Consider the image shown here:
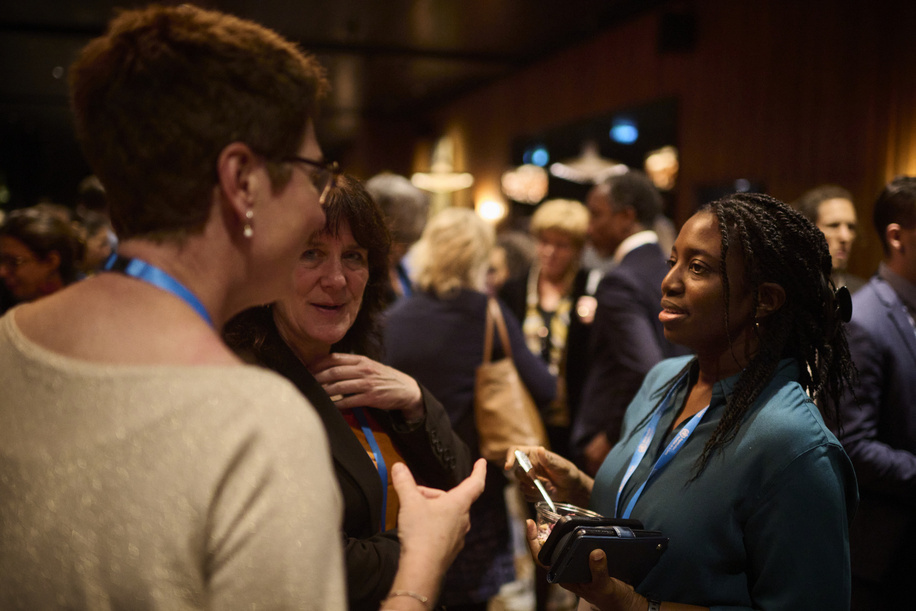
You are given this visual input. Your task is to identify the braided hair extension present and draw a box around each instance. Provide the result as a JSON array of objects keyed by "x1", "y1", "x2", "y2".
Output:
[{"x1": 692, "y1": 192, "x2": 856, "y2": 475}]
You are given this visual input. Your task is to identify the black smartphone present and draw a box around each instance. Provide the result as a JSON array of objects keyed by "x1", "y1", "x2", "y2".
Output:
[
  {"x1": 544, "y1": 524, "x2": 668, "y2": 585},
  {"x1": 538, "y1": 514, "x2": 644, "y2": 565}
]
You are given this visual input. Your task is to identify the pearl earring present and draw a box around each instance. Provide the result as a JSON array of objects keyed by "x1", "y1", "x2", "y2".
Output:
[{"x1": 243, "y1": 209, "x2": 254, "y2": 238}]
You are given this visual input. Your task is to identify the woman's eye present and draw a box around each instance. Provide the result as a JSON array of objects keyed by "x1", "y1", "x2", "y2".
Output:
[
  {"x1": 343, "y1": 250, "x2": 368, "y2": 266},
  {"x1": 666, "y1": 258, "x2": 676, "y2": 269},
  {"x1": 688, "y1": 261, "x2": 707, "y2": 274}
]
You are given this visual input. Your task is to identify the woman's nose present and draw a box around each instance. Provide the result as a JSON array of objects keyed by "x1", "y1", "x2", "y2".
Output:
[
  {"x1": 319, "y1": 259, "x2": 347, "y2": 288},
  {"x1": 661, "y1": 266, "x2": 681, "y2": 295}
]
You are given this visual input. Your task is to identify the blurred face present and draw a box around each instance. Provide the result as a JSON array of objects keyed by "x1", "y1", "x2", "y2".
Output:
[
  {"x1": 816, "y1": 198, "x2": 857, "y2": 273},
  {"x1": 83, "y1": 226, "x2": 114, "y2": 271},
  {"x1": 274, "y1": 220, "x2": 369, "y2": 358},
  {"x1": 536, "y1": 228, "x2": 581, "y2": 283},
  {"x1": 586, "y1": 186, "x2": 628, "y2": 257},
  {"x1": 659, "y1": 212, "x2": 756, "y2": 363},
  {"x1": 0, "y1": 236, "x2": 59, "y2": 301}
]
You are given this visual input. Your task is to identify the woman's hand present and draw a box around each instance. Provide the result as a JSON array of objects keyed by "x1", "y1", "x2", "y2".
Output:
[
  {"x1": 387, "y1": 459, "x2": 487, "y2": 603},
  {"x1": 562, "y1": 549, "x2": 649, "y2": 611},
  {"x1": 309, "y1": 353, "x2": 425, "y2": 421},
  {"x1": 505, "y1": 445, "x2": 593, "y2": 508}
]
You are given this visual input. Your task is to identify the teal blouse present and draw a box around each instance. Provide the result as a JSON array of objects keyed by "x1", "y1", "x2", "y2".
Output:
[{"x1": 591, "y1": 356, "x2": 858, "y2": 610}]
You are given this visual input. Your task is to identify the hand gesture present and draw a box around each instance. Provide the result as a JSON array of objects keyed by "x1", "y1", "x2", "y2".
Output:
[
  {"x1": 393, "y1": 458, "x2": 487, "y2": 580},
  {"x1": 310, "y1": 353, "x2": 424, "y2": 421}
]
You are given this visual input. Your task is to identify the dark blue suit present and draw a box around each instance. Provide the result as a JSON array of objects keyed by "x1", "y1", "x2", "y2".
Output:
[
  {"x1": 571, "y1": 242, "x2": 687, "y2": 461},
  {"x1": 838, "y1": 273, "x2": 916, "y2": 609}
]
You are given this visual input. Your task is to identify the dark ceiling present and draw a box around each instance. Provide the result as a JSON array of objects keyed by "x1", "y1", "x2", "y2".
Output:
[{"x1": 0, "y1": 0, "x2": 662, "y2": 206}]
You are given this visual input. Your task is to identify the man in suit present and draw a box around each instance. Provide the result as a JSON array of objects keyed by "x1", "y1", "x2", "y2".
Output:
[
  {"x1": 791, "y1": 184, "x2": 867, "y2": 293},
  {"x1": 838, "y1": 175, "x2": 916, "y2": 610},
  {"x1": 570, "y1": 170, "x2": 687, "y2": 475}
]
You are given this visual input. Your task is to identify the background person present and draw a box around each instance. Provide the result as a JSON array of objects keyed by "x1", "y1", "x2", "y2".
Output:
[
  {"x1": 384, "y1": 206, "x2": 556, "y2": 611},
  {"x1": 572, "y1": 170, "x2": 688, "y2": 475},
  {"x1": 835, "y1": 175, "x2": 916, "y2": 610},
  {"x1": 0, "y1": 205, "x2": 83, "y2": 305},
  {"x1": 364, "y1": 171, "x2": 430, "y2": 307},
  {"x1": 509, "y1": 192, "x2": 857, "y2": 610},
  {"x1": 792, "y1": 184, "x2": 867, "y2": 293},
  {"x1": 499, "y1": 198, "x2": 592, "y2": 461},
  {"x1": 224, "y1": 174, "x2": 471, "y2": 611}
]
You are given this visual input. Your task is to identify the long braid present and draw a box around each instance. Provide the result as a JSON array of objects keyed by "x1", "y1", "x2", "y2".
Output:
[{"x1": 692, "y1": 193, "x2": 855, "y2": 475}]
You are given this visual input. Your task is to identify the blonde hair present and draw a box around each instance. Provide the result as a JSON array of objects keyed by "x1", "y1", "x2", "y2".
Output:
[
  {"x1": 412, "y1": 207, "x2": 495, "y2": 297},
  {"x1": 529, "y1": 199, "x2": 589, "y2": 247}
]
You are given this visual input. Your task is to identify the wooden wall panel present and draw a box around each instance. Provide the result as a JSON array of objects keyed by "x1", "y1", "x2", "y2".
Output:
[{"x1": 346, "y1": 0, "x2": 916, "y2": 277}]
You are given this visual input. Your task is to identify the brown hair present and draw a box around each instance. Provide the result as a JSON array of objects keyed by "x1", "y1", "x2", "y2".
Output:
[
  {"x1": 69, "y1": 4, "x2": 329, "y2": 241},
  {"x1": 224, "y1": 175, "x2": 392, "y2": 361}
]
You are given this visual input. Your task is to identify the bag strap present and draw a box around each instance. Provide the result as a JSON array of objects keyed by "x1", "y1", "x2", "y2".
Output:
[{"x1": 483, "y1": 297, "x2": 514, "y2": 364}]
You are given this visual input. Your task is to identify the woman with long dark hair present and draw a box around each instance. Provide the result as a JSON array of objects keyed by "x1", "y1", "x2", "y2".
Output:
[{"x1": 509, "y1": 192, "x2": 858, "y2": 610}]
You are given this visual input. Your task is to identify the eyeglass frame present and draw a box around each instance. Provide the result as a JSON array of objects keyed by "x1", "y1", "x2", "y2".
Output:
[
  {"x1": 279, "y1": 155, "x2": 341, "y2": 204},
  {"x1": 0, "y1": 253, "x2": 37, "y2": 270}
]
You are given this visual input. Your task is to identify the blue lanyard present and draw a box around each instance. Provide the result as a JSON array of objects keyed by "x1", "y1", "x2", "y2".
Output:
[
  {"x1": 351, "y1": 407, "x2": 389, "y2": 532},
  {"x1": 397, "y1": 262, "x2": 412, "y2": 298},
  {"x1": 103, "y1": 254, "x2": 214, "y2": 328},
  {"x1": 614, "y1": 373, "x2": 709, "y2": 519}
]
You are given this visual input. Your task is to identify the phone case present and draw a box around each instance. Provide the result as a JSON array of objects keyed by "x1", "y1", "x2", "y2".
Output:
[
  {"x1": 538, "y1": 515, "x2": 644, "y2": 565},
  {"x1": 544, "y1": 525, "x2": 668, "y2": 585}
]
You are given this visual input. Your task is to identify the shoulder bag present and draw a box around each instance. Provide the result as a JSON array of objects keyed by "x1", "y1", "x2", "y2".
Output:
[{"x1": 474, "y1": 297, "x2": 549, "y2": 461}]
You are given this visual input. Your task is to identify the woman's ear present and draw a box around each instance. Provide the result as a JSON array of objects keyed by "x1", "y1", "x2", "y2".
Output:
[
  {"x1": 756, "y1": 282, "x2": 786, "y2": 319},
  {"x1": 215, "y1": 142, "x2": 262, "y2": 231},
  {"x1": 40, "y1": 250, "x2": 61, "y2": 272}
]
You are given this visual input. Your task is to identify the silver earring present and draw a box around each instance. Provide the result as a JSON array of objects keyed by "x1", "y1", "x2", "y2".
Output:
[{"x1": 243, "y1": 209, "x2": 254, "y2": 238}]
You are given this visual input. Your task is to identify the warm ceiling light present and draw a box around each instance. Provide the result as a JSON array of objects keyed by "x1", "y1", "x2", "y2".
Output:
[
  {"x1": 476, "y1": 199, "x2": 507, "y2": 223},
  {"x1": 549, "y1": 141, "x2": 628, "y2": 184},
  {"x1": 501, "y1": 164, "x2": 548, "y2": 204},
  {"x1": 411, "y1": 134, "x2": 474, "y2": 193}
]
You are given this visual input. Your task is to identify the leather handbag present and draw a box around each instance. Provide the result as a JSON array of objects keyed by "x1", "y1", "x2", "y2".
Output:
[{"x1": 474, "y1": 297, "x2": 549, "y2": 461}]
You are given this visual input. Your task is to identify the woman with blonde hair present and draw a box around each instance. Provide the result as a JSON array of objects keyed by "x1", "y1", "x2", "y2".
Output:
[
  {"x1": 385, "y1": 206, "x2": 556, "y2": 610},
  {"x1": 500, "y1": 198, "x2": 591, "y2": 460}
]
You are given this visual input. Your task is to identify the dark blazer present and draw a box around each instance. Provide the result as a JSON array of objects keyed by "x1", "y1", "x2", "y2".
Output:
[
  {"x1": 499, "y1": 267, "x2": 592, "y2": 435},
  {"x1": 571, "y1": 242, "x2": 688, "y2": 459},
  {"x1": 838, "y1": 275, "x2": 916, "y2": 592},
  {"x1": 240, "y1": 318, "x2": 471, "y2": 611}
]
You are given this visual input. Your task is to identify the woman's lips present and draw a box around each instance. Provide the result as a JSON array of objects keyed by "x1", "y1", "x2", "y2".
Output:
[
  {"x1": 311, "y1": 302, "x2": 343, "y2": 313},
  {"x1": 659, "y1": 300, "x2": 687, "y2": 323}
]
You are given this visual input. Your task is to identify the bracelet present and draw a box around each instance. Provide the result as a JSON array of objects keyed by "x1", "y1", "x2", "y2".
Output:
[
  {"x1": 382, "y1": 589, "x2": 431, "y2": 609},
  {"x1": 647, "y1": 598, "x2": 662, "y2": 611}
]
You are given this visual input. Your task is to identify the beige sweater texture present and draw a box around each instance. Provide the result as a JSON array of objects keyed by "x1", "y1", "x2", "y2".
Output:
[{"x1": 0, "y1": 311, "x2": 346, "y2": 609}]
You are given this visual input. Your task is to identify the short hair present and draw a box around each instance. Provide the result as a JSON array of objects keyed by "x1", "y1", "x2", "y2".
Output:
[
  {"x1": 364, "y1": 173, "x2": 430, "y2": 246},
  {"x1": 872, "y1": 176, "x2": 916, "y2": 256},
  {"x1": 791, "y1": 184, "x2": 854, "y2": 224},
  {"x1": 69, "y1": 4, "x2": 329, "y2": 241},
  {"x1": 599, "y1": 170, "x2": 663, "y2": 227},
  {"x1": 0, "y1": 206, "x2": 83, "y2": 284},
  {"x1": 412, "y1": 207, "x2": 495, "y2": 298},
  {"x1": 529, "y1": 199, "x2": 589, "y2": 248}
]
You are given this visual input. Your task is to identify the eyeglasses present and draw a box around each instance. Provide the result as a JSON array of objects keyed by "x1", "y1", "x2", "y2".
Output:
[
  {"x1": 280, "y1": 155, "x2": 341, "y2": 204},
  {"x1": 0, "y1": 253, "x2": 36, "y2": 270}
]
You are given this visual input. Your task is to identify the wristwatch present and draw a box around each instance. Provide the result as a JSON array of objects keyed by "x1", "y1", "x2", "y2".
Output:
[{"x1": 647, "y1": 599, "x2": 662, "y2": 611}]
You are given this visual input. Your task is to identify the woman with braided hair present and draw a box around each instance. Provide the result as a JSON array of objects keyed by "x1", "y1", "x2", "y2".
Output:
[{"x1": 507, "y1": 192, "x2": 858, "y2": 610}]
